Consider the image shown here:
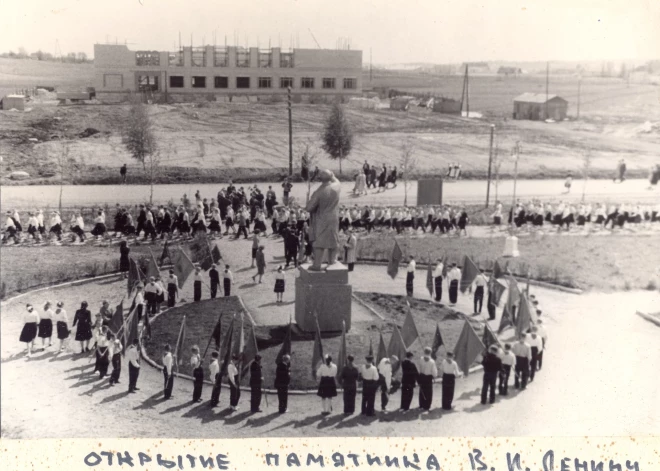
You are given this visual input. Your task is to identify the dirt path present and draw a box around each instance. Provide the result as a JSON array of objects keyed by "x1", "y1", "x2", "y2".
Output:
[{"x1": 2, "y1": 232, "x2": 659, "y2": 438}]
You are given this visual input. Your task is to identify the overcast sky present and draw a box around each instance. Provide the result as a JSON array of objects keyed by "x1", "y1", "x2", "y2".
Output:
[{"x1": 2, "y1": 0, "x2": 659, "y2": 64}]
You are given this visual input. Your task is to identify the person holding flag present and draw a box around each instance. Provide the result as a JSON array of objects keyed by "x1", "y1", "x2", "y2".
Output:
[
  {"x1": 498, "y1": 343, "x2": 516, "y2": 396},
  {"x1": 316, "y1": 354, "x2": 338, "y2": 415},
  {"x1": 360, "y1": 355, "x2": 379, "y2": 417},
  {"x1": 339, "y1": 355, "x2": 359, "y2": 415},
  {"x1": 223, "y1": 265, "x2": 233, "y2": 297},
  {"x1": 108, "y1": 333, "x2": 122, "y2": 386},
  {"x1": 166, "y1": 270, "x2": 178, "y2": 307},
  {"x1": 249, "y1": 355, "x2": 264, "y2": 413},
  {"x1": 481, "y1": 345, "x2": 502, "y2": 405},
  {"x1": 227, "y1": 355, "x2": 240, "y2": 411},
  {"x1": 377, "y1": 355, "x2": 395, "y2": 411},
  {"x1": 512, "y1": 334, "x2": 532, "y2": 390},
  {"x1": 405, "y1": 255, "x2": 416, "y2": 297},
  {"x1": 447, "y1": 263, "x2": 461, "y2": 305},
  {"x1": 440, "y1": 351, "x2": 462, "y2": 410},
  {"x1": 209, "y1": 351, "x2": 221, "y2": 408},
  {"x1": 417, "y1": 347, "x2": 438, "y2": 411},
  {"x1": 209, "y1": 264, "x2": 220, "y2": 299},
  {"x1": 193, "y1": 266, "x2": 203, "y2": 302},
  {"x1": 127, "y1": 338, "x2": 141, "y2": 393},
  {"x1": 190, "y1": 346, "x2": 204, "y2": 402},
  {"x1": 433, "y1": 258, "x2": 444, "y2": 302},
  {"x1": 472, "y1": 269, "x2": 488, "y2": 315},
  {"x1": 527, "y1": 327, "x2": 543, "y2": 382},
  {"x1": 162, "y1": 344, "x2": 174, "y2": 399},
  {"x1": 274, "y1": 354, "x2": 292, "y2": 414},
  {"x1": 400, "y1": 351, "x2": 419, "y2": 411}
]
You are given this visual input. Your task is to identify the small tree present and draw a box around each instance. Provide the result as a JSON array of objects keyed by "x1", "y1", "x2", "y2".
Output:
[
  {"x1": 400, "y1": 140, "x2": 417, "y2": 206},
  {"x1": 321, "y1": 103, "x2": 353, "y2": 175},
  {"x1": 122, "y1": 96, "x2": 159, "y2": 203}
]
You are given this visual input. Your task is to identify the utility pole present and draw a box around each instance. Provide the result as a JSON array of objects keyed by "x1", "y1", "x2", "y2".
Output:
[
  {"x1": 288, "y1": 86, "x2": 293, "y2": 176},
  {"x1": 461, "y1": 64, "x2": 469, "y2": 116},
  {"x1": 511, "y1": 141, "x2": 521, "y2": 225},
  {"x1": 485, "y1": 124, "x2": 495, "y2": 208},
  {"x1": 545, "y1": 61, "x2": 549, "y2": 120},
  {"x1": 577, "y1": 76, "x2": 581, "y2": 120}
]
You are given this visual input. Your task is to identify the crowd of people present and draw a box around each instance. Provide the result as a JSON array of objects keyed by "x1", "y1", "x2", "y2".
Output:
[{"x1": 17, "y1": 290, "x2": 549, "y2": 416}]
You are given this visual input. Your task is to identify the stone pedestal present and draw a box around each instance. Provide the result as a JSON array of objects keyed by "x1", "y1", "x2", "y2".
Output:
[
  {"x1": 503, "y1": 235, "x2": 520, "y2": 257},
  {"x1": 295, "y1": 262, "x2": 352, "y2": 332}
]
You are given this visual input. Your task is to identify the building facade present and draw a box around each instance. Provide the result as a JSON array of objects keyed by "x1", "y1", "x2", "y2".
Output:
[
  {"x1": 94, "y1": 44, "x2": 363, "y2": 103},
  {"x1": 513, "y1": 93, "x2": 568, "y2": 121}
]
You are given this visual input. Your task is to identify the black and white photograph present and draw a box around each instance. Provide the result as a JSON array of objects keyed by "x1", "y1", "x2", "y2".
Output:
[{"x1": 1, "y1": 0, "x2": 660, "y2": 446}]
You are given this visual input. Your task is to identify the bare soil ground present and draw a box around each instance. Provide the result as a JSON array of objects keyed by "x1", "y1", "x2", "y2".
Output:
[{"x1": 2, "y1": 59, "x2": 658, "y2": 185}]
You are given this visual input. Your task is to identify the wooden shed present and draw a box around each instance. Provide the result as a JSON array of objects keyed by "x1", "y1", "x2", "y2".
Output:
[
  {"x1": 390, "y1": 96, "x2": 413, "y2": 111},
  {"x1": 513, "y1": 93, "x2": 568, "y2": 121},
  {"x1": 432, "y1": 97, "x2": 462, "y2": 115}
]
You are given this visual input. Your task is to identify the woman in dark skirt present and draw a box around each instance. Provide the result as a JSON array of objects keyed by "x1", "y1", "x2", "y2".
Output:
[
  {"x1": 457, "y1": 208, "x2": 469, "y2": 236},
  {"x1": 73, "y1": 301, "x2": 93, "y2": 353},
  {"x1": 38, "y1": 301, "x2": 54, "y2": 350},
  {"x1": 316, "y1": 355, "x2": 338, "y2": 415},
  {"x1": 119, "y1": 241, "x2": 130, "y2": 273},
  {"x1": 274, "y1": 266, "x2": 285, "y2": 303},
  {"x1": 20, "y1": 304, "x2": 40, "y2": 358},
  {"x1": 53, "y1": 301, "x2": 70, "y2": 352}
]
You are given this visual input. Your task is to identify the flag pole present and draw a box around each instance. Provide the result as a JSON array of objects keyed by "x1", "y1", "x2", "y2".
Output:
[
  {"x1": 174, "y1": 315, "x2": 186, "y2": 375},
  {"x1": 201, "y1": 313, "x2": 222, "y2": 361}
]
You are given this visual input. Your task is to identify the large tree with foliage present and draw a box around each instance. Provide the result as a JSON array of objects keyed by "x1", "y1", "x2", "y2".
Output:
[
  {"x1": 321, "y1": 103, "x2": 353, "y2": 175},
  {"x1": 122, "y1": 96, "x2": 159, "y2": 203}
]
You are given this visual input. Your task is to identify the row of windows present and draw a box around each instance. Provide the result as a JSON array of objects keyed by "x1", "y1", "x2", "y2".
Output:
[
  {"x1": 168, "y1": 76, "x2": 357, "y2": 90},
  {"x1": 137, "y1": 51, "x2": 294, "y2": 68}
]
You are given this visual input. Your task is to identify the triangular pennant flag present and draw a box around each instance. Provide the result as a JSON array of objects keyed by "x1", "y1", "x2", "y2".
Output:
[
  {"x1": 368, "y1": 338, "x2": 374, "y2": 358},
  {"x1": 453, "y1": 320, "x2": 485, "y2": 376},
  {"x1": 275, "y1": 320, "x2": 292, "y2": 365},
  {"x1": 498, "y1": 304, "x2": 514, "y2": 334},
  {"x1": 460, "y1": 255, "x2": 479, "y2": 293},
  {"x1": 146, "y1": 248, "x2": 160, "y2": 280},
  {"x1": 442, "y1": 255, "x2": 449, "y2": 278},
  {"x1": 426, "y1": 262, "x2": 434, "y2": 297},
  {"x1": 482, "y1": 322, "x2": 501, "y2": 349},
  {"x1": 127, "y1": 257, "x2": 144, "y2": 295},
  {"x1": 174, "y1": 316, "x2": 187, "y2": 367},
  {"x1": 220, "y1": 315, "x2": 235, "y2": 376},
  {"x1": 431, "y1": 324, "x2": 444, "y2": 360},
  {"x1": 336, "y1": 320, "x2": 347, "y2": 381},
  {"x1": 160, "y1": 241, "x2": 171, "y2": 265},
  {"x1": 123, "y1": 306, "x2": 139, "y2": 355},
  {"x1": 211, "y1": 314, "x2": 223, "y2": 351},
  {"x1": 506, "y1": 276, "x2": 521, "y2": 310},
  {"x1": 515, "y1": 294, "x2": 532, "y2": 338},
  {"x1": 492, "y1": 260, "x2": 505, "y2": 279},
  {"x1": 387, "y1": 326, "x2": 407, "y2": 374},
  {"x1": 232, "y1": 313, "x2": 245, "y2": 380},
  {"x1": 172, "y1": 249, "x2": 195, "y2": 289},
  {"x1": 376, "y1": 331, "x2": 388, "y2": 364},
  {"x1": 488, "y1": 278, "x2": 507, "y2": 306},
  {"x1": 241, "y1": 319, "x2": 259, "y2": 379},
  {"x1": 211, "y1": 245, "x2": 222, "y2": 264},
  {"x1": 200, "y1": 241, "x2": 214, "y2": 271},
  {"x1": 108, "y1": 300, "x2": 124, "y2": 337},
  {"x1": 401, "y1": 300, "x2": 420, "y2": 348},
  {"x1": 387, "y1": 240, "x2": 403, "y2": 280},
  {"x1": 311, "y1": 316, "x2": 324, "y2": 379}
]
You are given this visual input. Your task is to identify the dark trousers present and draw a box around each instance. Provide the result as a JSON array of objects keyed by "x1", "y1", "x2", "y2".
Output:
[
  {"x1": 380, "y1": 383, "x2": 390, "y2": 410},
  {"x1": 128, "y1": 363, "x2": 140, "y2": 392},
  {"x1": 499, "y1": 365, "x2": 511, "y2": 395},
  {"x1": 441, "y1": 374, "x2": 455, "y2": 409},
  {"x1": 194, "y1": 281, "x2": 202, "y2": 302},
  {"x1": 236, "y1": 225, "x2": 248, "y2": 239},
  {"x1": 348, "y1": 263, "x2": 354, "y2": 272},
  {"x1": 167, "y1": 285, "x2": 177, "y2": 307},
  {"x1": 210, "y1": 282, "x2": 218, "y2": 299},
  {"x1": 251, "y1": 385, "x2": 262, "y2": 411},
  {"x1": 511, "y1": 305, "x2": 517, "y2": 324},
  {"x1": 285, "y1": 251, "x2": 298, "y2": 267},
  {"x1": 537, "y1": 350, "x2": 544, "y2": 370},
  {"x1": 515, "y1": 357, "x2": 529, "y2": 389},
  {"x1": 98, "y1": 348, "x2": 109, "y2": 378},
  {"x1": 434, "y1": 276, "x2": 443, "y2": 301},
  {"x1": 343, "y1": 387, "x2": 356, "y2": 413},
  {"x1": 487, "y1": 301, "x2": 496, "y2": 320},
  {"x1": 110, "y1": 354, "x2": 121, "y2": 384},
  {"x1": 277, "y1": 386, "x2": 288, "y2": 412},
  {"x1": 193, "y1": 372, "x2": 204, "y2": 402},
  {"x1": 147, "y1": 300, "x2": 158, "y2": 316},
  {"x1": 136, "y1": 304, "x2": 144, "y2": 323},
  {"x1": 418, "y1": 374, "x2": 433, "y2": 410},
  {"x1": 72, "y1": 226, "x2": 85, "y2": 240},
  {"x1": 224, "y1": 279, "x2": 231, "y2": 296},
  {"x1": 211, "y1": 374, "x2": 221, "y2": 407},
  {"x1": 474, "y1": 286, "x2": 484, "y2": 313},
  {"x1": 163, "y1": 369, "x2": 174, "y2": 399},
  {"x1": 400, "y1": 385, "x2": 414, "y2": 410},
  {"x1": 449, "y1": 280, "x2": 459, "y2": 304},
  {"x1": 530, "y1": 347, "x2": 539, "y2": 381},
  {"x1": 406, "y1": 272, "x2": 414, "y2": 297},
  {"x1": 229, "y1": 379, "x2": 240, "y2": 407},
  {"x1": 481, "y1": 372, "x2": 497, "y2": 404},
  {"x1": 361, "y1": 380, "x2": 377, "y2": 416}
]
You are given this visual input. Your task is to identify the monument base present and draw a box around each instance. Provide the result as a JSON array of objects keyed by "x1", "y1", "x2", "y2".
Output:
[
  {"x1": 295, "y1": 262, "x2": 352, "y2": 332},
  {"x1": 503, "y1": 235, "x2": 520, "y2": 257}
]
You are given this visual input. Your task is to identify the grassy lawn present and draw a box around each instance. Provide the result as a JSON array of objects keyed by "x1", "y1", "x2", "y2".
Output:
[
  {"x1": 145, "y1": 293, "x2": 478, "y2": 391},
  {"x1": 355, "y1": 232, "x2": 660, "y2": 291}
]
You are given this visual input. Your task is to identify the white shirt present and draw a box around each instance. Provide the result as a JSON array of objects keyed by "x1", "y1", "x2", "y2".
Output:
[
  {"x1": 499, "y1": 350, "x2": 516, "y2": 366},
  {"x1": 227, "y1": 363, "x2": 239, "y2": 384},
  {"x1": 76, "y1": 216, "x2": 85, "y2": 228},
  {"x1": 41, "y1": 308, "x2": 54, "y2": 320},
  {"x1": 190, "y1": 354, "x2": 201, "y2": 369},
  {"x1": 276, "y1": 272, "x2": 285, "y2": 281},
  {"x1": 224, "y1": 270, "x2": 233, "y2": 281},
  {"x1": 511, "y1": 341, "x2": 532, "y2": 360},
  {"x1": 36, "y1": 212, "x2": 44, "y2": 225},
  {"x1": 433, "y1": 263, "x2": 444, "y2": 278},
  {"x1": 536, "y1": 324, "x2": 548, "y2": 342},
  {"x1": 5, "y1": 217, "x2": 15, "y2": 229},
  {"x1": 167, "y1": 275, "x2": 178, "y2": 286},
  {"x1": 209, "y1": 359, "x2": 220, "y2": 378},
  {"x1": 50, "y1": 215, "x2": 62, "y2": 226},
  {"x1": 418, "y1": 356, "x2": 438, "y2": 377},
  {"x1": 440, "y1": 359, "x2": 460, "y2": 375},
  {"x1": 377, "y1": 359, "x2": 392, "y2": 388},
  {"x1": 126, "y1": 346, "x2": 140, "y2": 368},
  {"x1": 317, "y1": 363, "x2": 338, "y2": 379},
  {"x1": 135, "y1": 292, "x2": 145, "y2": 305},
  {"x1": 360, "y1": 364, "x2": 380, "y2": 381},
  {"x1": 109, "y1": 340, "x2": 122, "y2": 357},
  {"x1": 448, "y1": 267, "x2": 461, "y2": 282},
  {"x1": 474, "y1": 274, "x2": 488, "y2": 287},
  {"x1": 53, "y1": 309, "x2": 68, "y2": 326},
  {"x1": 526, "y1": 333, "x2": 543, "y2": 351},
  {"x1": 163, "y1": 352, "x2": 173, "y2": 374},
  {"x1": 407, "y1": 260, "x2": 416, "y2": 273}
]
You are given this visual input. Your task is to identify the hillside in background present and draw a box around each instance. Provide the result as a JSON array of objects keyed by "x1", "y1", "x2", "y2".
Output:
[{"x1": 0, "y1": 58, "x2": 94, "y2": 98}]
